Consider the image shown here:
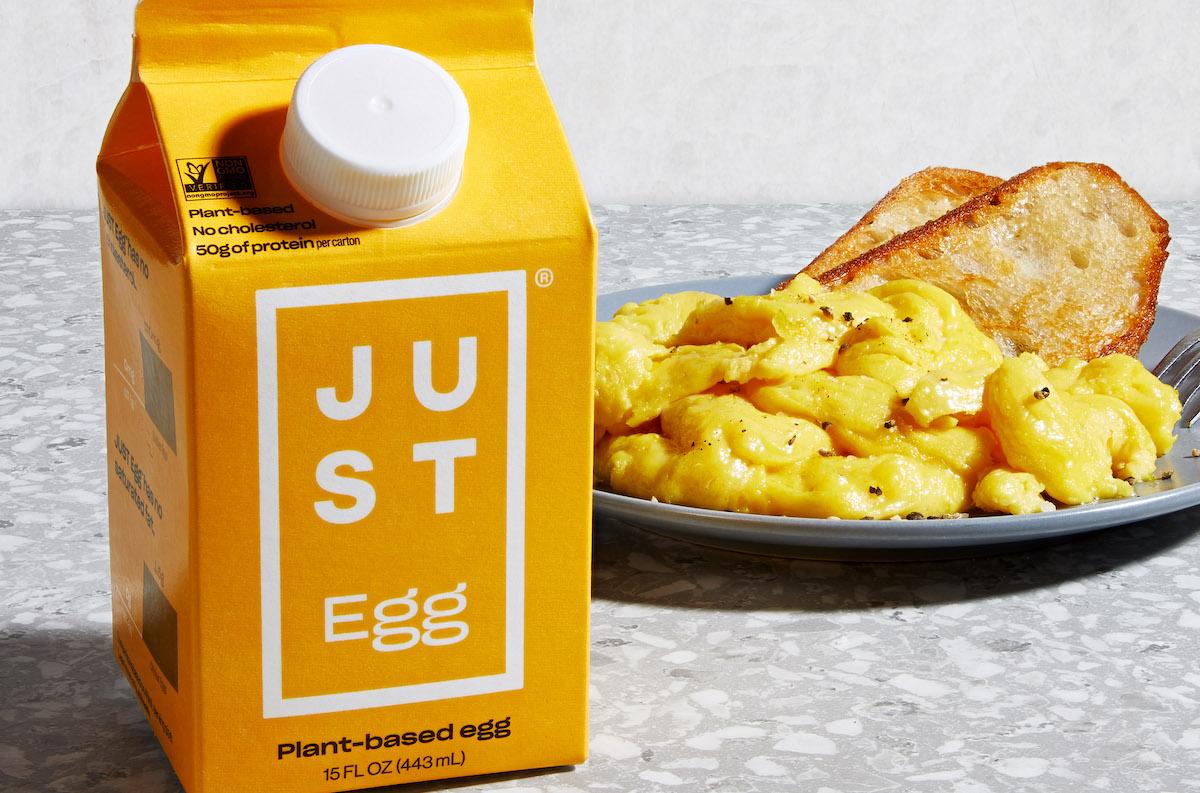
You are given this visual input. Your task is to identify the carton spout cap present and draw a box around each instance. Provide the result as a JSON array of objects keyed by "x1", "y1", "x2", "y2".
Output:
[{"x1": 281, "y1": 44, "x2": 469, "y2": 228}]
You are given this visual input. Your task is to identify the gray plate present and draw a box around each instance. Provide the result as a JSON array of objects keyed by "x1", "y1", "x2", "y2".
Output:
[{"x1": 593, "y1": 274, "x2": 1200, "y2": 560}]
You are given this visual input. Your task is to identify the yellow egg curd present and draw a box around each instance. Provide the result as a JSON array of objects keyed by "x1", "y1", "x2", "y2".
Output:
[{"x1": 593, "y1": 276, "x2": 1181, "y2": 519}]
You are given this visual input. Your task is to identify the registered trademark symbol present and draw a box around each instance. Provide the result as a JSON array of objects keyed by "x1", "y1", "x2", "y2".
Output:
[{"x1": 534, "y1": 268, "x2": 554, "y2": 288}]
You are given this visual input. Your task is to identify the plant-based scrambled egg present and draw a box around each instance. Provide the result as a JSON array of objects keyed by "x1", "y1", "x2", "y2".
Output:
[{"x1": 594, "y1": 276, "x2": 1182, "y2": 519}]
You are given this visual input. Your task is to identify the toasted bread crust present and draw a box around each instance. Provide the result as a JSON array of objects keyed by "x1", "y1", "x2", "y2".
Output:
[
  {"x1": 816, "y1": 162, "x2": 1169, "y2": 364},
  {"x1": 802, "y1": 167, "x2": 1003, "y2": 281}
]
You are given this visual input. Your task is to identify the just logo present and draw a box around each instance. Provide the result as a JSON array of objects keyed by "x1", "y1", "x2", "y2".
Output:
[
  {"x1": 313, "y1": 339, "x2": 478, "y2": 654},
  {"x1": 257, "y1": 272, "x2": 526, "y2": 717},
  {"x1": 313, "y1": 338, "x2": 479, "y2": 523}
]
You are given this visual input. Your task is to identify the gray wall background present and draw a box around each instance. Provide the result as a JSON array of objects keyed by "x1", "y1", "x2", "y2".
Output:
[{"x1": 2, "y1": 1, "x2": 1198, "y2": 208}]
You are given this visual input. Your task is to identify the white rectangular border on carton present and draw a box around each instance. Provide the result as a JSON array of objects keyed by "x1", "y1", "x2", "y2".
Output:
[{"x1": 256, "y1": 271, "x2": 526, "y2": 719}]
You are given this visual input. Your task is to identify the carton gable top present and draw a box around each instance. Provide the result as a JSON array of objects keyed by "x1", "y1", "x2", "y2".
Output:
[
  {"x1": 132, "y1": 0, "x2": 535, "y2": 84},
  {"x1": 98, "y1": 0, "x2": 592, "y2": 268}
]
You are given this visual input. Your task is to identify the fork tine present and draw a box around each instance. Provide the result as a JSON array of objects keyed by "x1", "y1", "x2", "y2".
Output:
[
  {"x1": 1165, "y1": 352, "x2": 1200, "y2": 401},
  {"x1": 1184, "y1": 385, "x2": 1200, "y2": 428},
  {"x1": 1152, "y1": 331, "x2": 1200, "y2": 428},
  {"x1": 1153, "y1": 329, "x2": 1200, "y2": 381}
]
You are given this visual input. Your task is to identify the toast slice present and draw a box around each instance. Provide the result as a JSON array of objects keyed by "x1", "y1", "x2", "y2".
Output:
[
  {"x1": 804, "y1": 167, "x2": 1003, "y2": 280},
  {"x1": 816, "y1": 162, "x2": 1169, "y2": 364}
]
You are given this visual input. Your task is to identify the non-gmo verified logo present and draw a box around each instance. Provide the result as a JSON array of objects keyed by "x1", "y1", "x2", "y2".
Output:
[{"x1": 175, "y1": 155, "x2": 257, "y2": 201}]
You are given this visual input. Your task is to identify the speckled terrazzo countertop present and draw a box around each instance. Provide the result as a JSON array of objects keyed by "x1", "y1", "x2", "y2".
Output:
[{"x1": 3, "y1": 203, "x2": 1200, "y2": 793}]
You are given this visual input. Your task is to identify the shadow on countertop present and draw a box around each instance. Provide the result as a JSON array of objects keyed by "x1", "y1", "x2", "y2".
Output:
[
  {"x1": 0, "y1": 628, "x2": 177, "y2": 792},
  {"x1": 2, "y1": 511, "x2": 1197, "y2": 793},
  {"x1": 592, "y1": 507, "x2": 1200, "y2": 612},
  {"x1": 0, "y1": 629, "x2": 577, "y2": 793}
]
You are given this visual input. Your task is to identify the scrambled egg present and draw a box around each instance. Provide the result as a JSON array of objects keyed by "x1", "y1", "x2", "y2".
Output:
[{"x1": 594, "y1": 276, "x2": 1181, "y2": 519}]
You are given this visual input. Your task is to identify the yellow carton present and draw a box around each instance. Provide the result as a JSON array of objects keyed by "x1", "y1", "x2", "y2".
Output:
[{"x1": 96, "y1": 2, "x2": 595, "y2": 790}]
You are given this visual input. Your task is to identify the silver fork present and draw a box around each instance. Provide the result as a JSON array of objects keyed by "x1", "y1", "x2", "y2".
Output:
[{"x1": 1154, "y1": 330, "x2": 1200, "y2": 428}]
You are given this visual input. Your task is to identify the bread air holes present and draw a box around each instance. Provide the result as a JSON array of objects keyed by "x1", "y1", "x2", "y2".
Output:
[
  {"x1": 1069, "y1": 246, "x2": 1089, "y2": 270},
  {"x1": 1118, "y1": 220, "x2": 1139, "y2": 238}
]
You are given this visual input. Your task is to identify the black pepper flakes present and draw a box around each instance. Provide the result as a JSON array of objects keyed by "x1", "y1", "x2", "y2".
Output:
[
  {"x1": 869, "y1": 485, "x2": 883, "y2": 496},
  {"x1": 842, "y1": 311, "x2": 853, "y2": 322},
  {"x1": 883, "y1": 419, "x2": 896, "y2": 429},
  {"x1": 787, "y1": 435, "x2": 797, "y2": 446},
  {"x1": 820, "y1": 421, "x2": 832, "y2": 430},
  {"x1": 819, "y1": 306, "x2": 833, "y2": 318},
  {"x1": 1161, "y1": 470, "x2": 1175, "y2": 480},
  {"x1": 818, "y1": 448, "x2": 835, "y2": 457},
  {"x1": 902, "y1": 316, "x2": 913, "y2": 323},
  {"x1": 1034, "y1": 386, "x2": 1051, "y2": 400},
  {"x1": 905, "y1": 511, "x2": 925, "y2": 520},
  {"x1": 723, "y1": 296, "x2": 734, "y2": 306}
]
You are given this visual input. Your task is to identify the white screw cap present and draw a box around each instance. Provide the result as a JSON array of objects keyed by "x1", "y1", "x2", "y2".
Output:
[{"x1": 281, "y1": 44, "x2": 469, "y2": 228}]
